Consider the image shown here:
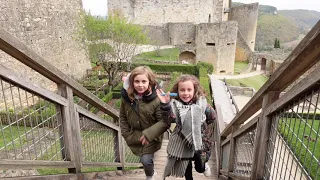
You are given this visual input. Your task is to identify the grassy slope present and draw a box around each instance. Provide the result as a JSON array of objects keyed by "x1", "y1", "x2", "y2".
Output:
[{"x1": 226, "y1": 75, "x2": 268, "y2": 91}]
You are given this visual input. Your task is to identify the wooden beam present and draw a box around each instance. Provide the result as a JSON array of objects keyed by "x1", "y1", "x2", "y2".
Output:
[
  {"x1": 232, "y1": 115, "x2": 259, "y2": 138},
  {"x1": 251, "y1": 91, "x2": 280, "y2": 179},
  {"x1": 0, "y1": 28, "x2": 119, "y2": 119},
  {"x1": 0, "y1": 65, "x2": 67, "y2": 106},
  {"x1": 229, "y1": 173, "x2": 251, "y2": 180},
  {"x1": 265, "y1": 65, "x2": 320, "y2": 116},
  {"x1": 0, "y1": 160, "x2": 73, "y2": 169},
  {"x1": 82, "y1": 162, "x2": 122, "y2": 167},
  {"x1": 221, "y1": 136, "x2": 231, "y2": 146},
  {"x1": 222, "y1": 20, "x2": 320, "y2": 137},
  {"x1": 76, "y1": 105, "x2": 120, "y2": 131}
]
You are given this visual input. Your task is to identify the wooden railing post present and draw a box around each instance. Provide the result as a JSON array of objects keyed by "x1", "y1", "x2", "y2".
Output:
[
  {"x1": 113, "y1": 117, "x2": 124, "y2": 170},
  {"x1": 251, "y1": 91, "x2": 279, "y2": 180},
  {"x1": 57, "y1": 84, "x2": 83, "y2": 173},
  {"x1": 227, "y1": 124, "x2": 240, "y2": 179}
]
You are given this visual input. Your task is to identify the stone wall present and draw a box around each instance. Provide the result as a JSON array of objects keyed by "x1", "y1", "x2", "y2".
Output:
[
  {"x1": 229, "y1": 3, "x2": 259, "y2": 51},
  {"x1": 142, "y1": 25, "x2": 170, "y2": 45},
  {"x1": 168, "y1": 23, "x2": 196, "y2": 45},
  {"x1": 0, "y1": 0, "x2": 90, "y2": 90},
  {"x1": 108, "y1": 0, "x2": 224, "y2": 26},
  {"x1": 235, "y1": 30, "x2": 252, "y2": 61},
  {"x1": 196, "y1": 21, "x2": 238, "y2": 74}
]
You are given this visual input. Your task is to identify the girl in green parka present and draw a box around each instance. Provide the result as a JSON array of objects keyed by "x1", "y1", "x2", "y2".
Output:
[{"x1": 120, "y1": 66, "x2": 169, "y2": 180}]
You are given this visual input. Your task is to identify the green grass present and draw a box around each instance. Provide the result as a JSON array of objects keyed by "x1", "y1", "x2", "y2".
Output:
[
  {"x1": 226, "y1": 75, "x2": 268, "y2": 91},
  {"x1": 234, "y1": 61, "x2": 249, "y2": 74},
  {"x1": 0, "y1": 125, "x2": 32, "y2": 150},
  {"x1": 134, "y1": 48, "x2": 179, "y2": 62},
  {"x1": 279, "y1": 118, "x2": 320, "y2": 180}
]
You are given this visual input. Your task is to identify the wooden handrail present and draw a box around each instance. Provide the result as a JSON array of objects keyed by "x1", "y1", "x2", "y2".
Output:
[
  {"x1": 221, "y1": 20, "x2": 320, "y2": 137},
  {"x1": 0, "y1": 28, "x2": 119, "y2": 119}
]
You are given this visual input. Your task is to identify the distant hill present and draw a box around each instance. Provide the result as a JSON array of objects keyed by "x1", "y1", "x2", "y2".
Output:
[
  {"x1": 232, "y1": 2, "x2": 320, "y2": 50},
  {"x1": 278, "y1": 10, "x2": 320, "y2": 31}
]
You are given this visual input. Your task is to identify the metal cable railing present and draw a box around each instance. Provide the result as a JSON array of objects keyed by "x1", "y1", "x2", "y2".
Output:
[{"x1": 264, "y1": 86, "x2": 320, "y2": 180}]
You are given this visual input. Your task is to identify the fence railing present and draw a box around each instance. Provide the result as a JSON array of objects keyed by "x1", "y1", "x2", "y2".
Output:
[
  {"x1": 216, "y1": 20, "x2": 320, "y2": 180},
  {"x1": 0, "y1": 27, "x2": 140, "y2": 178}
]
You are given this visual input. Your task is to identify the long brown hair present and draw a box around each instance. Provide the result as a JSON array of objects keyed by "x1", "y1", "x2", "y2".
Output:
[
  {"x1": 127, "y1": 66, "x2": 156, "y2": 101},
  {"x1": 171, "y1": 74, "x2": 206, "y2": 102}
]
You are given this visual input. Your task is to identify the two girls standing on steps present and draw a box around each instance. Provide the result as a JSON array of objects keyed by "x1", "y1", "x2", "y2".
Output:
[{"x1": 157, "y1": 74, "x2": 216, "y2": 180}]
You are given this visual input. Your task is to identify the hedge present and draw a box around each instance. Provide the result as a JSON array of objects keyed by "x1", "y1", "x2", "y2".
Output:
[{"x1": 132, "y1": 63, "x2": 198, "y2": 75}]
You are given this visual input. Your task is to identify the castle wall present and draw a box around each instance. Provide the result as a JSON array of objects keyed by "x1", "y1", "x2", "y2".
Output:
[
  {"x1": 168, "y1": 23, "x2": 196, "y2": 45},
  {"x1": 235, "y1": 30, "x2": 253, "y2": 61},
  {"x1": 196, "y1": 21, "x2": 238, "y2": 74},
  {"x1": 108, "y1": 0, "x2": 134, "y2": 21},
  {"x1": 229, "y1": 3, "x2": 259, "y2": 51},
  {"x1": 0, "y1": 0, "x2": 90, "y2": 90},
  {"x1": 142, "y1": 25, "x2": 170, "y2": 45},
  {"x1": 108, "y1": 0, "x2": 224, "y2": 26}
]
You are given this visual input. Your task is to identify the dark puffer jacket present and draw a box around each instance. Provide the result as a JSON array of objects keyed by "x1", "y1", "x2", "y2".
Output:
[{"x1": 120, "y1": 87, "x2": 169, "y2": 156}]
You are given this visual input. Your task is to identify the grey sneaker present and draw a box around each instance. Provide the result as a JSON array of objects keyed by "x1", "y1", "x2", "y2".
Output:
[
  {"x1": 146, "y1": 170, "x2": 157, "y2": 180},
  {"x1": 203, "y1": 163, "x2": 211, "y2": 177}
]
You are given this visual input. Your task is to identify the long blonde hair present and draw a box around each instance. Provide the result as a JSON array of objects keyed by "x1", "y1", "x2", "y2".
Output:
[
  {"x1": 127, "y1": 66, "x2": 156, "y2": 101},
  {"x1": 171, "y1": 74, "x2": 206, "y2": 102}
]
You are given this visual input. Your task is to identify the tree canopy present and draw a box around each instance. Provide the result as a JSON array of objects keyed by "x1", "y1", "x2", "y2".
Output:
[{"x1": 75, "y1": 11, "x2": 148, "y2": 88}]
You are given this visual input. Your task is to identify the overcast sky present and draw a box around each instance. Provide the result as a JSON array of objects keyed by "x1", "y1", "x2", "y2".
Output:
[{"x1": 81, "y1": 0, "x2": 320, "y2": 16}]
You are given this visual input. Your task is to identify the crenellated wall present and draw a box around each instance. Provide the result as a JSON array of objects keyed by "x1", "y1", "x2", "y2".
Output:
[{"x1": 108, "y1": 0, "x2": 224, "y2": 26}]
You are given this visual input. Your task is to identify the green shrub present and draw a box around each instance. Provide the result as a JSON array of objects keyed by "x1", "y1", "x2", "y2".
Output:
[
  {"x1": 113, "y1": 83, "x2": 123, "y2": 92},
  {"x1": 196, "y1": 61, "x2": 213, "y2": 74},
  {"x1": 132, "y1": 63, "x2": 197, "y2": 75},
  {"x1": 198, "y1": 67, "x2": 212, "y2": 103},
  {"x1": 101, "y1": 92, "x2": 113, "y2": 103},
  {"x1": 165, "y1": 72, "x2": 181, "y2": 92}
]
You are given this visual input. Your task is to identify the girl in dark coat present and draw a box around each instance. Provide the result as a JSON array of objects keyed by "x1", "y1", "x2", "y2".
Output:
[{"x1": 120, "y1": 66, "x2": 169, "y2": 180}]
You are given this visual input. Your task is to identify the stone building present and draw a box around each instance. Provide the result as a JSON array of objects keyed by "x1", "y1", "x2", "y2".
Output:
[
  {"x1": 108, "y1": 0, "x2": 259, "y2": 74},
  {"x1": 0, "y1": 0, "x2": 90, "y2": 90}
]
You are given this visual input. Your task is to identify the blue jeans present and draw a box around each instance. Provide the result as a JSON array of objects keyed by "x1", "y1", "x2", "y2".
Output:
[{"x1": 140, "y1": 154, "x2": 155, "y2": 176}]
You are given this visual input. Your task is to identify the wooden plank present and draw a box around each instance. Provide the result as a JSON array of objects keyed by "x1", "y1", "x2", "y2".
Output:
[
  {"x1": 221, "y1": 20, "x2": 320, "y2": 137},
  {"x1": 221, "y1": 136, "x2": 231, "y2": 146},
  {"x1": 0, "y1": 65, "x2": 67, "y2": 106},
  {"x1": 82, "y1": 162, "x2": 122, "y2": 167},
  {"x1": 124, "y1": 163, "x2": 142, "y2": 167},
  {"x1": 57, "y1": 84, "x2": 76, "y2": 173},
  {"x1": 60, "y1": 85, "x2": 82, "y2": 173},
  {"x1": 0, "y1": 160, "x2": 73, "y2": 169},
  {"x1": 0, "y1": 28, "x2": 119, "y2": 119},
  {"x1": 232, "y1": 115, "x2": 259, "y2": 138},
  {"x1": 251, "y1": 91, "x2": 280, "y2": 180},
  {"x1": 229, "y1": 173, "x2": 251, "y2": 180},
  {"x1": 72, "y1": 102, "x2": 83, "y2": 173},
  {"x1": 265, "y1": 65, "x2": 320, "y2": 116},
  {"x1": 76, "y1": 105, "x2": 120, "y2": 131},
  {"x1": 220, "y1": 169, "x2": 228, "y2": 176},
  {"x1": 7, "y1": 174, "x2": 78, "y2": 180}
]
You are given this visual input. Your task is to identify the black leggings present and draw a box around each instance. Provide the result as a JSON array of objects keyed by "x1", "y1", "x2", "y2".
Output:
[{"x1": 184, "y1": 152, "x2": 205, "y2": 180}]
